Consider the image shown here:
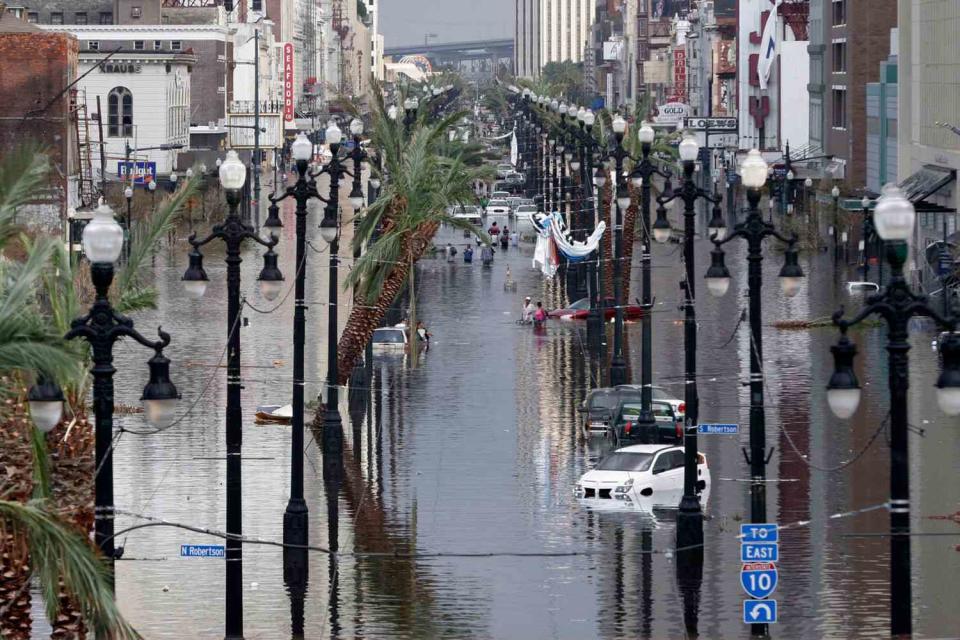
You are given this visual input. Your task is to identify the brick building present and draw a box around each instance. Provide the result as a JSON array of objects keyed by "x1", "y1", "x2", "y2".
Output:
[
  {"x1": 811, "y1": 0, "x2": 897, "y2": 188},
  {"x1": 0, "y1": 10, "x2": 79, "y2": 227}
]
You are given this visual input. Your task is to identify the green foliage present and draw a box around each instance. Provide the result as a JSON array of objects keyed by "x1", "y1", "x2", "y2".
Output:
[
  {"x1": 540, "y1": 61, "x2": 588, "y2": 105},
  {"x1": 0, "y1": 498, "x2": 140, "y2": 639}
]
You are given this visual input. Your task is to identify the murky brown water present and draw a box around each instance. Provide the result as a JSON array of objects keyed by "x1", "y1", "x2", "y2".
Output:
[{"x1": 101, "y1": 195, "x2": 960, "y2": 639}]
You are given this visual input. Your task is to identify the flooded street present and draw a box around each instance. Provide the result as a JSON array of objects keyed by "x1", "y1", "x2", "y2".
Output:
[{"x1": 107, "y1": 203, "x2": 960, "y2": 639}]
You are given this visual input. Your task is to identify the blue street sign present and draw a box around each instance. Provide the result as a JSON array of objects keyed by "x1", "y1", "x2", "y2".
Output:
[
  {"x1": 117, "y1": 161, "x2": 158, "y2": 185},
  {"x1": 180, "y1": 544, "x2": 225, "y2": 558},
  {"x1": 743, "y1": 599, "x2": 778, "y2": 624},
  {"x1": 698, "y1": 423, "x2": 739, "y2": 435},
  {"x1": 741, "y1": 562, "x2": 778, "y2": 598},
  {"x1": 740, "y1": 523, "x2": 779, "y2": 542},
  {"x1": 741, "y1": 542, "x2": 779, "y2": 562}
]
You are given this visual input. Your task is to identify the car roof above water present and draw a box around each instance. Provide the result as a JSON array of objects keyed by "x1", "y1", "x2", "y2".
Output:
[{"x1": 617, "y1": 444, "x2": 675, "y2": 455}]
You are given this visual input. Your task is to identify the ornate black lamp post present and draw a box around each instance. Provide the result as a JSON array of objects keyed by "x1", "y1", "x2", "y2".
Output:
[
  {"x1": 703, "y1": 148, "x2": 804, "y2": 636},
  {"x1": 262, "y1": 130, "x2": 322, "y2": 553},
  {"x1": 181, "y1": 150, "x2": 284, "y2": 640},
  {"x1": 626, "y1": 122, "x2": 671, "y2": 434},
  {"x1": 653, "y1": 133, "x2": 722, "y2": 550},
  {"x1": 826, "y1": 185, "x2": 960, "y2": 638},
  {"x1": 32, "y1": 202, "x2": 181, "y2": 582}
]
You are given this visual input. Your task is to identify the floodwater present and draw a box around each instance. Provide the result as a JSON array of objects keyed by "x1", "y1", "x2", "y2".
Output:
[{"x1": 103, "y1": 191, "x2": 960, "y2": 639}]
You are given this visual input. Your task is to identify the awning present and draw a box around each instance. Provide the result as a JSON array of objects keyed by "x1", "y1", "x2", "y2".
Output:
[{"x1": 899, "y1": 164, "x2": 956, "y2": 204}]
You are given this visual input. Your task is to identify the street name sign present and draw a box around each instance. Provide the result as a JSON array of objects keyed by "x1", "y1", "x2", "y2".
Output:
[
  {"x1": 741, "y1": 562, "x2": 778, "y2": 598},
  {"x1": 684, "y1": 117, "x2": 738, "y2": 130},
  {"x1": 698, "y1": 423, "x2": 739, "y2": 435},
  {"x1": 180, "y1": 544, "x2": 225, "y2": 558},
  {"x1": 743, "y1": 599, "x2": 778, "y2": 624},
  {"x1": 741, "y1": 542, "x2": 779, "y2": 562},
  {"x1": 740, "y1": 523, "x2": 779, "y2": 542}
]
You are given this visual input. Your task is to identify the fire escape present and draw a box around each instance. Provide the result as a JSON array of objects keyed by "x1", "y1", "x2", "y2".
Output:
[
  {"x1": 69, "y1": 89, "x2": 97, "y2": 207},
  {"x1": 779, "y1": 0, "x2": 810, "y2": 41}
]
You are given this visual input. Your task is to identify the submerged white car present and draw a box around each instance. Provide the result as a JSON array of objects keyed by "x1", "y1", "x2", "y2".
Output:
[{"x1": 574, "y1": 445, "x2": 710, "y2": 509}]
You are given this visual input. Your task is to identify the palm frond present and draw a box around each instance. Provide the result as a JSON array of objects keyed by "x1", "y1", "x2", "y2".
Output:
[{"x1": 0, "y1": 499, "x2": 140, "y2": 639}]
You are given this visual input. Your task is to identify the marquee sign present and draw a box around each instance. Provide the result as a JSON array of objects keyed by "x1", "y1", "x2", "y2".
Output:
[{"x1": 673, "y1": 48, "x2": 687, "y2": 103}]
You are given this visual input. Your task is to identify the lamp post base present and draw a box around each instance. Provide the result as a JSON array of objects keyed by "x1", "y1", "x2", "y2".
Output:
[
  {"x1": 586, "y1": 310, "x2": 603, "y2": 353},
  {"x1": 676, "y1": 494, "x2": 704, "y2": 550},
  {"x1": 610, "y1": 356, "x2": 628, "y2": 387},
  {"x1": 283, "y1": 499, "x2": 309, "y2": 548}
]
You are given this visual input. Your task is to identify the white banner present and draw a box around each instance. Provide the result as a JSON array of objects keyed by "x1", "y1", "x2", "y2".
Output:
[{"x1": 510, "y1": 131, "x2": 518, "y2": 166}]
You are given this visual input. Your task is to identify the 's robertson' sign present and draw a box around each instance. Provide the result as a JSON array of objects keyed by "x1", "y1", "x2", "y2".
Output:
[{"x1": 283, "y1": 43, "x2": 295, "y2": 122}]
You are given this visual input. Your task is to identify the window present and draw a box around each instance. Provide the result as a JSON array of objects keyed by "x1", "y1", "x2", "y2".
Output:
[
  {"x1": 50, "y1": 12, "x2": 63, "y2": 24},
  {"x1": 88, "y1": 41, "x2": 100, "y2": 51},
  {"x1": 597, "y1": 452, "x2": 654, "y2": 472},
  {"x1": 108, "y1": 87, "x2": 133, "y2": 138},
  {"x1": 99, "y1": 12, "x2": 112, "y2": 24},
  {"x1": 27, "y1": 12, "x2": 38, "y2": 23},
  {"x1": 252, "y1": 0, "x2": 263, "y2": 10},
  {"x1": 832, "y1": 88, "x2": 847, "y2": 129},
  {"x1": 133, "y1": 40, "x2": 145, "y2": 50},
  {"x1": 832, "y1": 0, "x2": 846, "y2": 26},
  {"x1": 832, "y1": 41, "x2": 846, "y2": 73},
  {"x1": 171, "y1": 41, "x2": 182, "y2": 51},
  {"x1": 75, "y1": 12, "x2": 87, "y2": 24},
  {"x1": 154, "y1": 40, "x2": 162, "y2": 51},
  {"x1": 131, "y1": 6, "x2": 142, "y2": 18}
]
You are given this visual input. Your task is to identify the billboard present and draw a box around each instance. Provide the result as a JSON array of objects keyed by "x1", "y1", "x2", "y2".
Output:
[{"x1": 117, "y1": 161, "x2": 157, "y2": 184}]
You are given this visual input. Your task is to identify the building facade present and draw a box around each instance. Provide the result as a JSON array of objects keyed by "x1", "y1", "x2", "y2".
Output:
[
  {"x1": 865, "y1": 45, "x2": 897, "y2": 195},
  {"x1": 817, "y1": 0, "x2": 896, "y2": 186},
  {"x1": 515, "y1": 0, "x2": 539, "y2": 78},
  {"x1": 540, "y1": 0, "x2": 595, "y2": 66}
]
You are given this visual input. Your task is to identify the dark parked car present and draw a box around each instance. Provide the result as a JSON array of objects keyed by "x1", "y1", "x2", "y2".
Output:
[
  {"x1": 612, "y1": 400, "x2": 683, "y2": 445},
  {"x1": 580, "y1": 387, "x2": 644, "y2": 437}
]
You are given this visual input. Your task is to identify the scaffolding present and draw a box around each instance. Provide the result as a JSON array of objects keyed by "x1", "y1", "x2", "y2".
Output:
[{"x1": 69, "y1": 89, "x2": 98, "y2": 207}]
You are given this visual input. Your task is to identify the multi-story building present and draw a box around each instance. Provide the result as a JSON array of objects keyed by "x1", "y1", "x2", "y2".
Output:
[
  {"x1": 540, "y1": 0, "x2": 595, "y2": 66},
  {"x1": 813, "y1": 0, "x2": 896, "y2": 187},
  {"x1": 515, "y1": 0, "x2": 539, "y2": 78},
  {"x1": 865, "y1": 38, "x2": 897, "y2": 195},
  {"x1": 0, "y1": 11, "x2": 79, "y2": 225},
  {"x1": 898, "y1": 0, "x2": 959, "y2": 293}
]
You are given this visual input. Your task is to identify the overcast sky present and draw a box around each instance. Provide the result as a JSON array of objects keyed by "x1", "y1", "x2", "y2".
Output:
[{"x1": 378, "y1": 0, "x2": 514, "y2": 48}]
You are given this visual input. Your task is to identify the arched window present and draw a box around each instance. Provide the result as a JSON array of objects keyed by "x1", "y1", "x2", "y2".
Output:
[{"x1": 107, "y1": 87, "x2": 133, "y2": 137}]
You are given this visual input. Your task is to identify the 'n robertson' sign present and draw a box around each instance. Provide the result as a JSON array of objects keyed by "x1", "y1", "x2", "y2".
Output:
[{"x1": 99, "y1": 62, "x2": 142, "y2": 73}]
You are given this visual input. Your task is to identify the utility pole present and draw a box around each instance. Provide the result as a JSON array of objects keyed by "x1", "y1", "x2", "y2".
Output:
[{"x1": 253, "y1": 27, "x2": 262, "y2": 229}]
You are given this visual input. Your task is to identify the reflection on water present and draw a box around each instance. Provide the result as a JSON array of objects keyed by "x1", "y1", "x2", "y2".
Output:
[{"x1": 108, "y1": 214, "x2": 960, "y2": 639}]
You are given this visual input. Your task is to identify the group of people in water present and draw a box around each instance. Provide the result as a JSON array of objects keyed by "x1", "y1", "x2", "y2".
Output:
[
  {"x1": 521, "y1": 295, "x2": 547, "y2": 327},
  {"x1": 442, "y1": 221, "x2": 518, "y2": 267}
]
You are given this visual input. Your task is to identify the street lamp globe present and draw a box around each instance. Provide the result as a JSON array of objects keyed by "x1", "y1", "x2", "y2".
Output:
[
  {"x1": 577, "y1": 106, "x2": 586, "y2": 122},
  {"x1": 583, "y1": 110, "x2": 596, "y2": 127},
  {"x1": 558, "y1": 101, "x2": 568, "y2": 115},
  {"x1": 637, "y1": 122, "x2": 655, "y2": 145},
  {"x1": 861, "y1": 196, "x2": 871, "y2": 210},
  {"x1": 611, "y1": 115, "x2": 627, "y2": 135},
  {"x1": 148, "y1": 180, "x2": 157, "y2": 192},
  {"x1": 326, "y1": 122, "x2": 343, "y2": 145},
  {"x1": 550, "y1": 99, "x2": 559, "y2": 112},
  {"x1": 804, "y1": 177, "x2": 813, "y2": 188},
  {"x1": 652, "y1": 205, "x2": 672, "y2": 244},
  {"x1": 387, "y1": 104, "x2": 398, "y2": 120},
  {"x1": 740, "y1": 149, "x2": 768, "y2": 189},
  {"x1": 257, "y1": 248, "x2": 284, "y2": 301},
  {"x1": 935, "y1": 334, "x2": 960, "y2": 416},
  {"x1": 319, "y1": 215, "x2": 338, "y2": 245},
  {"x1": 593, "y1": 167, "x2": 606, "y2": 188},
  {"x1": 831, "y1": 184, "x2": 841, "y2": 199},
  {"x1": 570, "y1": 158, "x2": 580, "y2": 172},
  {"x1": 678, "y1": 134, "x2": 699, "y2": 162},
  {"x1": 141, "y1": 351, "x2": 180, "y2": 428},
  {"x1": 704, "y1": 247, "x2": 732, "y2": 297},
  {"x1": 186, "y1": 167, "x2": 194, "y2": 179},
  {"x1": 124, "y1": 186, "x2": 133, "y2": 200},
  {"x1": 873, "y1": 185, "x2": 915, "y2": 241},
  {"x1": 567, "y1": 104, "x2": 578, "y2": 118},
  {"x1": 369, "y1": 176, "x2": 381, "y2": 190},
  {"x1": 432, "y1": 87, "x2": 442, "y2": 96},
  {"x1": 787, "y1": 170, "x2": 794, "y2": 181},
  {"x1": 292, "y1": 132, "x2": 313, "y2": 161},
  {"x1": 28, "y1": 377, "x2": 65, "y2": 433},
  {"x1": 216, "y1": 158, "x2": 222, "y2": 168},
  {"x1": 170, "y1": 171, "x2": 178, "y2": 185},
  {"x1": 826, "y1": 336, "x2": 861, "y2": 419},
  {"x1": 83, "y1": 202, "x2": 125, "y2": 263},
  {"x1": 616, "y1": 186, "x2": 631, "y2": 211},
  {"x1": 707, "y1": 203, "x2": 727, "y2": 240},
  {"x1": 522, "y1": 88, "x2": 531, "y2": 98},
  {"x1": 218, "y1": 150, "x2": 246, "y2": 190},
  {"x1": 350, "y1": 118, "x2": 364, "y2": 136},
  {"x1": 181, "y1": 248, "x2": 209, "y2": 299},
  {"x1": 778, "y1": 248, "x2": 804, "y2": 297}
]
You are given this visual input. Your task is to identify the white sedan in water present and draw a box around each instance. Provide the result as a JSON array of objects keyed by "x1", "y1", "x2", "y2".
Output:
[{"x1": 574, "y1": 445, "x2": 710, "y2": 509}]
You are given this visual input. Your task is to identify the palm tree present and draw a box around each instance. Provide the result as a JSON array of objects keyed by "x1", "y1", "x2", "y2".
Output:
[
  {"x1": 328, "y1": 91, "x2": 491, "y2": 385},
  {"x1": 0, "y1": 142, "x2": 194, "y2": 638}
]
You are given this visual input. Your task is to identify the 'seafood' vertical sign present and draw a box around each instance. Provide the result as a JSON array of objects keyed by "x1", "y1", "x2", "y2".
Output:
[{"x1": 283, "y1": 43, "x2": 295, "y2": 122}]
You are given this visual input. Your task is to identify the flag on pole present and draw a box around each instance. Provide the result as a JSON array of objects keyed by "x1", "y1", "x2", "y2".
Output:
[
  {"x1": 510, "y1": 130, "x2": 518, "y2": 166},
  {"x1": 757, "y1": 0, "x2": 782, "y2": 91}
]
